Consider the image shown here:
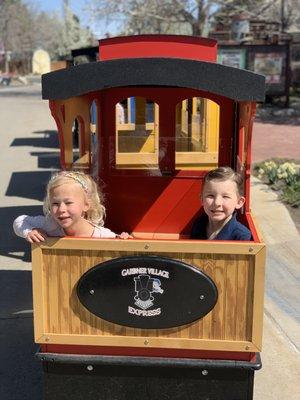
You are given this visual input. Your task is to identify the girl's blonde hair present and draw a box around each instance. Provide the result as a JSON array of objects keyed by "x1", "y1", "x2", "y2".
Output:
[{"x1": 43, "y1": 171, "x2": 106, "y2": 226}]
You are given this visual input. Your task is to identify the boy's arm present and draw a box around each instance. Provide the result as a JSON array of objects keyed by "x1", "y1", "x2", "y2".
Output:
[{"x1": 234, "y1": 226, "x2": 252, "y2": 241}]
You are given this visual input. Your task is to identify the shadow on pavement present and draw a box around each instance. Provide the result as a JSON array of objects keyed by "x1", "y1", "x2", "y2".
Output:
[
  {"x1": 4, "y1": 169, "x2": 60, "y2": 263},
  {"x1": 0, "y1": 270, "x2": 42, "y2": 400},
  {"x1": 30, "y1": 151, "x2": 61, "y2": 169},
  {"x1": 0, "y1": 206, "x2": 43, "y2": 263},
  {"x1": 0, "y1": 89, "x2": 41, "y2": 98},
  {"x1": 10, "y1": 130, "x2": 59, "y2": 149},
  {"x1": 6, "y1": 171, "x2": 52, "y2": 202}
]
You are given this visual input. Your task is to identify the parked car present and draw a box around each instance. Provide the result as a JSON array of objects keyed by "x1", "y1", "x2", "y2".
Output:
[{"x1": 0, "y1": 73, "x2": 11, "y2": 86}]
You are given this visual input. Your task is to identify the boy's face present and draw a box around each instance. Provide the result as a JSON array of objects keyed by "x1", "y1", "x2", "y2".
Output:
[{"x1": 202, "y1": 179, "x2": 245, "y2": 225}]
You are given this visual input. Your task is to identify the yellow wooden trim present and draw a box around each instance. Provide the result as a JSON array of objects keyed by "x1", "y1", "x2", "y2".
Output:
[
  {"x1": 116, "y1": 152, "x2": 217, "y2": 167},
  {"x1": 116, "y1": 153, "x2": 158, "y2": 165},
  {"x1": 51, "y1": 96, "x2": 92, "y2": 167},
  {"x1": 38, "y1": 237, "x2": 264, "y2": 255},
  {"x1": 251, "y1": 247, "x2": 266, "y2": 350},
  {"x1": 127, "y1": 97, "x2": 131, "y2": 123},
  {"x1": 176, "y1": 152, "x2": 218, "y2": 164},
  {"x1": 206, "y1": 100, "x2": 220, "y2": 153},
  {"x1": 132, "y1": 232, "x2": 190, "y2": 240},
  {"x1": 117, "y1": 123, "x2": 155, "y2": 131},
  {"x1": 117, "y1": 123, "x2": 135, "y2": 131},
  {"x1": 31, "y1": 244, "x2": 45, "y2": 342},
  {"x1": 154, "y1": 103, "x2": 159, "y2": 136},
  {"x1": 250, "y1": 212, "x2": 265, "y2": 242},
  {"x1": 192, "y1": 97, "x2": 197, "y2": 115},
  {"x1": 72, "y1": 153, "x2": 90, "y2": 171},
  {"x1": 36, "y1": 333, "x2": 258, "y2": 352}
]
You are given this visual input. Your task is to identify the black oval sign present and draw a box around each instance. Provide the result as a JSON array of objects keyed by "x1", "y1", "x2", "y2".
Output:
[{"x1": 77, "y1": 255, "x2": 218, "y2": 329}]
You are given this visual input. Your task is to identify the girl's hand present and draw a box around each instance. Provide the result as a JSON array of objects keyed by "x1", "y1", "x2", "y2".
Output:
[
  {"x1": 117, "y1": 232, "x2": 133, "y2": 240},
  {"x1": 26, "y1": 229, "x2": 48, "y2": 243}
]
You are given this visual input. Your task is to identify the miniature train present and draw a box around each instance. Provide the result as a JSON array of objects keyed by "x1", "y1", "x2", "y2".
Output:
[{"x1": 35, "y1": 35, "x2": 266, "y2": 399}]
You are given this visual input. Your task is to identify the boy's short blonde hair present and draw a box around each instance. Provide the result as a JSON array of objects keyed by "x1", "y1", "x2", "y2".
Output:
[
  {"x1": 43, "y1": 171, "x2": 106, "y2": 226},
  {"x1": 204, "y1": 167, "x2": 244, "y2": 196}
]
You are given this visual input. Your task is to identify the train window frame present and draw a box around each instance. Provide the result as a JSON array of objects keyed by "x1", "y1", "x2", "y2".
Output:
[
  {"x1": 103, "y1": 87, "x2": 228, "y2": 177},
  {"x1": 175, "y1": 96, "x2": 220, "y2": 171},
  {"x1": 114, "y1": 96, "x2": 160, "y2": 170}
]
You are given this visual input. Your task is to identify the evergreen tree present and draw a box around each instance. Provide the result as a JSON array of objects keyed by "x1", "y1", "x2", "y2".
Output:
[{"x1": 58, "y1": 0, "x2": 95, "y2": 57}]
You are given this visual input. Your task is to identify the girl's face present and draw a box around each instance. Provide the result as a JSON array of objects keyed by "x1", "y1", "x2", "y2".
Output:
[
  {"x1": 50, "y1": 183, "x2": 90, "y2": 231},
  {"x1": 202, "y1": 179, "x2": 245, "y2": 225}
]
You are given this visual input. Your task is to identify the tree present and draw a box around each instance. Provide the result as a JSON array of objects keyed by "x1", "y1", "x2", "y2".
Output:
[
  {"x1": 86, "y1": 0, "x2": 300, "y2": 36},
  {"x1": 267, "y1": 0, "x2": 300, "y2": 32},
  {"x1": 208, "y1": 0, "x2": 300, "y2": 31},
  {"x1": 0, "y1": 0, "x2": 35, "y2": 54},
  {"x1": 31, "y1": 11, "x2": 64, "y2": 59},
  {"x1": 0, "y1": 0, "x2": 96, "y2": 64},
  {"x1": 58, "y1": 0, "x2": 95, "y2": 57},
  {"x1": 86, "y1": 0, "x2": 220, "y2": 36}
]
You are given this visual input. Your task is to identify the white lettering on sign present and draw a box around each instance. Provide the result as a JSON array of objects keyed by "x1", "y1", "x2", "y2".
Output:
[
  {"x1": 128, "y1": 306, "x2": 161, "y2": 317},
  {"x1": 121, "y1": 268, "x2": 169, "y2": 279}
]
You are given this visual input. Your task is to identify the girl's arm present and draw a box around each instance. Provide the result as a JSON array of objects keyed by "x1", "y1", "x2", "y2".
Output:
[
  {"x1": 93, "y1": 226, "x2": 132, "y2": 239},
  {"x1": 116, "y1": 232, "x2": 133, "y2": 239},
  {"x1": 94, "y1": 226, "x2": 117, "y2": 238},
  {"x1": 13, "y1": 215, "x2": 49, "y2": 242}
]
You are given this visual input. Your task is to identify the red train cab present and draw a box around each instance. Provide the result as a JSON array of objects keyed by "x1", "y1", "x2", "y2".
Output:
[{"x1": 35, "y1": 35, "x2": 266, "y2": 400}]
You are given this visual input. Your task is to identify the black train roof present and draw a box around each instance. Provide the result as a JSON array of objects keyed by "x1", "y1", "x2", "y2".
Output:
[{"x1": 42, "y1": 57, "x2": 265, "y2": 102}]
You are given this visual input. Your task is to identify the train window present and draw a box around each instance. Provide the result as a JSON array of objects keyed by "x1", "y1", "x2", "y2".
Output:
[
  {"x1": 72, "y1": 119, "x2": 79, "y2": 154},
  {"x1": 90, "y1": 100, "x2": 98, "y2": 176},
  {"x1": 115, "y1": 97, "x2": 159, "y2": 169},
  {"x1": 175, "y1": 97, "x2": 219, "y2": 170}
]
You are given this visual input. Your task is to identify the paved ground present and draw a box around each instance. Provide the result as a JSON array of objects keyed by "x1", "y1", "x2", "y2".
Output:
[
  {"x1": 252, "y1": 122, "x2": 300, "y2": 163},
  {"x1": 0, "y1": 83, "x2": 299, "y2": 399},
  {"x1": 251, "y1": 178, "x2": 300, "y2": 399}
]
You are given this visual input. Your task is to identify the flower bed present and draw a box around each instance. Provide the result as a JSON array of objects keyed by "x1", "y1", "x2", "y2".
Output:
[{"x1": 253, "y1": 159, "x2": 300, "y2": 208}]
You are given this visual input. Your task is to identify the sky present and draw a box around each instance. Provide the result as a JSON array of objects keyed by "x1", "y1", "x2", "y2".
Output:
[
  {"x1": 31, "y1": 0, "x2": 118, "y2": 38},
  {"x1": 33, "y1": 0, "x2": 85, "y2": 18}
]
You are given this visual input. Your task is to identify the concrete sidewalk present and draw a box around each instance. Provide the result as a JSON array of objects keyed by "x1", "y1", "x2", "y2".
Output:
[{"x1": 251, "y1": 177, "x2": 300, "y2": 399}]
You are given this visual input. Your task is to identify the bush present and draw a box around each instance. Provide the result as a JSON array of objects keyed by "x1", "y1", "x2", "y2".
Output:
[
  {"x1": 281, "y1": 182, "x2": 300, "y2": 207},
  {"x1": 254, "y1": 160, "x2": 300, "y2": 207}
]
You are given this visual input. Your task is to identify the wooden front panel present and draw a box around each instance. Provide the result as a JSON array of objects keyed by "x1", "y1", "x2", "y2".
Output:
[{"x1": 32, "y1": 239, "x2": 265, "y2": 352}]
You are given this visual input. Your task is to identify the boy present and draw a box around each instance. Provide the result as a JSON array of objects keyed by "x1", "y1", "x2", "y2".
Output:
[{"x1": 190, "y1": 167, "x2": 252, "y2": 240}]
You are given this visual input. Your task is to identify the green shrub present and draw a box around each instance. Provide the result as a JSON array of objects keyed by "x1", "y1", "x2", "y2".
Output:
[
  {"x1": 276, "y1": 162, "x2": 298, "y2": 186},
  {"x1": 254, "y1": 160, "x2": 300, "y2": 207},
  {"x1": 256, "y1": 160, "x2": 278, "y2": 184},
  {"x1": 281, "y1": 182, "x2": 300, "y2": 207}
]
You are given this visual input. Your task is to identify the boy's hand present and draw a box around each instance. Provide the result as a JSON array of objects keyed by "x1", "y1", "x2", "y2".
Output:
[
  {"x1": 26, "y1": 229, "x2": 48, "y2": 243},
  {"x1": 117, "y1": 232, "x2": 133, "y2": 240}
]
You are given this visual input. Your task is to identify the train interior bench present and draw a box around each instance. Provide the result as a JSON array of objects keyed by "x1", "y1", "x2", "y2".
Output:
[{"x1": 35, "y1": 36, "x2": 266, "y2": 361}]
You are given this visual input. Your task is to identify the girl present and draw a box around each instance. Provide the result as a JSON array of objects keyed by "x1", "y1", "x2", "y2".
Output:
[{"x1": 13, "y1": 171, "x2": 130, "y2": 242}]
